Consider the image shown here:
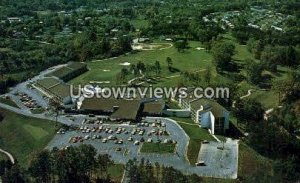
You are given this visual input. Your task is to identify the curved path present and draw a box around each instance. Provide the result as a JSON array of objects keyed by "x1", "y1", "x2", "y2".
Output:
[
  {"x1": 128, "y1": 71, "x2": 145, "y2": 85},
  {"x1": 234, "y1": 89, "x2": 283, "y2": 120},
  {"x1": 232, "y1": 89, "x2": 254, "y2": 108},
  {"x1": 239, "y1": 89, "x2": 254, "y2": 99},
  {"x1": 0, "y1": 148, "x2": 15, "y2": 164}
]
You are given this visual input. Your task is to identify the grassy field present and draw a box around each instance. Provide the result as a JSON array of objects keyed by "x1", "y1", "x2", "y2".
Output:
[
  {"x1": 31, "y1": 108, "x2": 45, "y2": 114},
  {"x1": 108, "y1": 164, "x2": 124, "y2": 183},
  {"x1": 140, "y1": 142, "x2": 176, "y2": 154},
  {"x1": 70, "y1": 41, "x2": 213, "y2": 86},
  {"x1": 0, "y1": 97, "x2": 20, "y2": 108},
  {"x1": 238, "y1": 142, "x2": 273, "y2": 181},
  {"x1": 248, "y1": 90, "x2": 279, "y2": 109},
  {"x1": 0, "y1": 153, "x2": 8, "y2": 161},
  {"x1": 171, "y1": 117, "x2": 215, "y2": 164},
  {"x1": 0, "y1": 108, "x2": 59, "y2": 167}
]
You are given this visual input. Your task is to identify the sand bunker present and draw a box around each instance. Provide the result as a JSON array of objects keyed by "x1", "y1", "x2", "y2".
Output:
[
  {"x1": 119, "y1": 62, "x2": 131, "y2": 66},
  {"x1": 196, "y1": 47, "x2": 205, "y2": 50},
  {"x1": 89, "y1": 81, "x2": 111, "y2": 84}
]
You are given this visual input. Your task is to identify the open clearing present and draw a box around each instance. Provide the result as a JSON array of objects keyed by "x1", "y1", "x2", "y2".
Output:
[
  {"x1": 0, "y1": 107, "x2": 59, "y2": 167},
  {"x1": 69, "y1": 41, "x2": 213, "y2": 86}
]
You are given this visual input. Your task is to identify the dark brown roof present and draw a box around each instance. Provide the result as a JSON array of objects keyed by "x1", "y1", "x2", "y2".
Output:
[
  {"x1": 191, "y1": 99, "x2": 228, "y2": 118},
  {"x1": 143, "y1": 100, "x2": 165, "y2": 114},
  {"x1": 81, "y1": 97, "x2": 141, "y2": 120}
]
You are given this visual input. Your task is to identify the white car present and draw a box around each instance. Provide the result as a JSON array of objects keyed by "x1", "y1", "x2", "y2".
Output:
[
  {"x1": 128, "y1": 137, "x2": 133, "y2": 141},
  {"x1": 134, "y1": 141, "x2": 140, "y2": 145},
  {"x1": 108, "y1": 135, "x2": 116, "y2": 140},
  {"x1": 102, "y1": 138, "x2": 107, "y2": 143},
  {"x1": 84, "y1": 135, "x2": 90, "y2": 140}
]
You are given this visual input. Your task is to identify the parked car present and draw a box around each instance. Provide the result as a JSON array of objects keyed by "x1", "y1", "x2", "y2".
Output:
[
  {"x1": 115, "y1": 147, "x2": 122, "y2": 152},
  {"x1": 128, "y1": 137, "x2": 133, "y2": 141},
  {"x1": 195, "y1": 161, "x2": 206, "y2": 166}
]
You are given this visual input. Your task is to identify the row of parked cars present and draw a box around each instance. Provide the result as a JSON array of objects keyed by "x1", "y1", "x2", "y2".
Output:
[
  {"x1": 78, "y1": 125, "x2": 167, "y2": 137},
  {"x1": 69, "y1": 133, "x2": 176, "y2": 146},
  {"x1": 83, "y1": 118, "x2": 131, "y2": 125},
  {"x1": 17, "y1": 92, "x2": 42, "y2": 110}
]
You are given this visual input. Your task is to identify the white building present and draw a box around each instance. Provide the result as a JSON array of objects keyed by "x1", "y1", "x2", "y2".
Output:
[{"x1": 179, "y1": 97, "x2": 230, "y2": 134}]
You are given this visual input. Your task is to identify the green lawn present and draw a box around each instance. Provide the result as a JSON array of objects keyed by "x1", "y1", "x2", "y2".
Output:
[
  {"x1": 0, "y1": 97, "x2": 19, "y2": 108},
  {"x1": 70, "y1": 41, "x2": 213, "y2": 86},
  {"x1": 0, "y1": 108, "x2": 59, "y2": 167},
  {"x1": 171, "y1": 117, "x2": 215, "y2": 164},
  {"x1": 238, "y1": 142, "x2": 273, "y2": 181},
  {"x1": 23, "y1": 124, "x2": 50, "y2": 140},
  {"x1": 108, "y1": 164, "x2": 124, "y2": 183},
  {"x1": 140, "y1": 142, "x2": 176, "y2": 154},
  {"x1": 249, "y1": 90, "x2": 279, "y2": 109},
  {"x1": 30, "y1": 108, "x2": 46, "y2": 114}
]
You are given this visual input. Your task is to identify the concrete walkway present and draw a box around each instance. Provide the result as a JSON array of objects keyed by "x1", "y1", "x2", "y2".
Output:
[{"x1": 0, "y1": 148, "x2": 15, "y2": 164}]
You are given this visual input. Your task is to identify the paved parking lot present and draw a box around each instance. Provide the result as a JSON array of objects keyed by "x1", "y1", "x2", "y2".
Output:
[
  {"x1": 47, "y1": 117, "x2": 238, "y2": 179},
  {"x1": 197, "y1": 139, "x2": 238, "y2": 178}
]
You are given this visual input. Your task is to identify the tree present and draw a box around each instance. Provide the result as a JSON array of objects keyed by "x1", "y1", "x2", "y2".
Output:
[
  {"x1": 154, "y1": 60, "x2": 161, "y2": 75},
  {"x1": 211, "y1": 41, "x2": 235, "y2": 72},
  {"x1": 204, "y1": 66, "x2": 212, "y2": 84},
  {"x1": 174, "y1": 39, "x2": 188, "y2": 52},
  {"x1": 2, "y1": 163, "x2": 26, "y2": 183},
  {"x1": 28, "y1": 150, "x2": 52, "y2": 183},
  {"x1": 245, "y1": 59, "x2": 263, "y2": 85},
  {"x1": 234, "y1": 98, "x2": 264, "y2": 126},
  {"x1": 136, "y1": 61, "x2": 146, "y2": 73},
  {"x1": 271, "y1": 79, "x2": 286, "y2": 104},
  {"x1": 166, "y1": 57, "x2": 173, "y2": 71},
  {"x1": 126, "y1": 159, "x2": 141, "y2": 183},
  {"x1": 49, "y1": 98, "x2": 61, "y2": 127},
  {"x1": 97, "y1": 154, "x2": 113, "y2": 180},
  {"x1": 0, "y1": 111, "x2": 3, "y2": 122}
]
